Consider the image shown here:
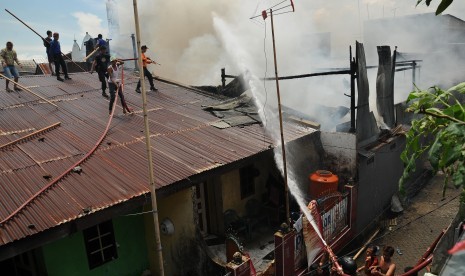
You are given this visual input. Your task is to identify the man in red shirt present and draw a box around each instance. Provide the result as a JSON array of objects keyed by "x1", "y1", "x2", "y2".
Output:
[{"x1": 135, "y1": 45, "x2": 157, "y2": 93}]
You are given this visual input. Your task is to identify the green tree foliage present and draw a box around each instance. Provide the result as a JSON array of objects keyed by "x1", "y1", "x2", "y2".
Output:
[
  {"x1": 416, "y1": 0, "x2": 454, "y2": 15},
  {"x1": 400, "y1": 84, "x2": 465, "y2": 197}
]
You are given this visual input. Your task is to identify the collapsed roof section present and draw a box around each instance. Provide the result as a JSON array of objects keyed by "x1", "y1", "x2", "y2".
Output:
[{"x1": 203, "y1": 94, "x2": 260, "y2": 129}]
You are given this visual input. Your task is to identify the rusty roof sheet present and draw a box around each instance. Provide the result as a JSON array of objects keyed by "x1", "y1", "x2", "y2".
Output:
[{"x1": 0, "y1": 72, "x2": 313, "y2": 245}]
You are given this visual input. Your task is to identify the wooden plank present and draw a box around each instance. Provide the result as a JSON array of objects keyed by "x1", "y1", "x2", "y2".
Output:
[{"x1": 0, "y1": 122, "x2": 61, "y2": 150}]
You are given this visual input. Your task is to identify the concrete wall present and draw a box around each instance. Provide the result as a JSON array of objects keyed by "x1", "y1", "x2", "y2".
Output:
[
  {"x1": 42, "y1": 211, "x2": 149, "y2": 276},
  {"x1": 221, "y1": 158, "x2": 272, "y2": 217},
  {"x1": 286, "y1": 132, "x2": 325, "y2": 196},
  {"x1": 320, "y1": 131, "x2": 357, "y2": 179},
  {"x1": 145, "y1": 187, "x2": 198, "y2": 276},
  {"x1": 355, "y1": 136, "x2": 406, "y2": 234}
]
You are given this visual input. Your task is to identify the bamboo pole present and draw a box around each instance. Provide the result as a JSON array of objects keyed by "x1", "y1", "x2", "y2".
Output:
[
  {"x1": 0, "y1": 122, "x2": 61, "y2": 150},
  {"x1": 132, "y1": 1, "x2": 165, "y2": 275},
  {"x1": 5, "y1": 9, "x2": 87, "y2": 73},
  {"x1": 353, "y1": 228, "x2": 380, "y2": 260},
  {"x1": 83, "y1": 47, "x2": 100, "y2": 62},
  {"x1": 270, "y1": 9, "x2": 290, "y2": 224},
  {"x1": 0, "y1": 73, "x2": 58, "y2": 108}
]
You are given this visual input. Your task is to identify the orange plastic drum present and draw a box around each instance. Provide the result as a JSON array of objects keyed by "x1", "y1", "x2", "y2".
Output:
[{"x1": 308, "y1": 170, "x2": 339, "y2": 199}]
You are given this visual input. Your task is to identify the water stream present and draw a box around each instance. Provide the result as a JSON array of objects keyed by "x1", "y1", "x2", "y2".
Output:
[{"x1": 213, "y1": 15, "x2": 328, "y2": 248}]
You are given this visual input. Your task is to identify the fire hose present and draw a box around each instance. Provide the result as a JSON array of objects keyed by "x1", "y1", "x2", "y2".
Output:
[{"x1": 0, "y1": 66, "x2": 125, "y2": 226}]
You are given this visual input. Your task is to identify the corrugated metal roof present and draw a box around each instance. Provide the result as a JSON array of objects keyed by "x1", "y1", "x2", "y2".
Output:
[{"x1": 0, "y1": 71, "x2": 312, "y2": 246}]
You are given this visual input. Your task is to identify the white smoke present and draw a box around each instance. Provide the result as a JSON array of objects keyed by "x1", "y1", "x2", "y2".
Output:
[
  {"x1": 106, "y1": 0, "x2": 465, "y2": 245},
  {"x1": 72, "y1": 12, "x2": 108, "y2": 39},
  {"x1": 110, "y1": 0, "x2": 465, "y2": 112},
  {"x1": 212, "y1": 14, "x2": 324, "y2": 243}
]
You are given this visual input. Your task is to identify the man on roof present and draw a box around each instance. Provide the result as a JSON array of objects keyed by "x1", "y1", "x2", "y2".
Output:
[
  {"x1": 49, "y1": 32, "x2": 71, "y2": 82},
  {"x1": 43, "y1": 30, "x2": 54, "y2": 76},
  {"x1": 1, "y1": 41, "x2": 23, "y2": 92},
  {"x1": 135, "y1": 45, "x2": 157, "y2": 93},
  {"x1": 95, "y1": 34, "x2": 107, "y2": 50},
  {"x1": 107, "y1": 56, "x2": 132, "y2": 115},
  {"x1": 90, "y1": 46, "x2": 110, "y2": 98}
]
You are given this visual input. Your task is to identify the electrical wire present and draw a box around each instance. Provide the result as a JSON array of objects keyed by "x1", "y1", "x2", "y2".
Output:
[
  {"x1": 270, "y1": 4, "x2": 292, "y2": 13},
  {"x1": 270, "y1": 0, "x2": 288, "y2": 10},
  {"x1": 270, "y1": 10, "x2": 294, "y2": 16}
]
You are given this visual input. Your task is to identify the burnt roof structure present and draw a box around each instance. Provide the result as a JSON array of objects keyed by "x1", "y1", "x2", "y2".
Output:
[{"x1": 0, "y1": 72, "x2": 312, "y2": 255}]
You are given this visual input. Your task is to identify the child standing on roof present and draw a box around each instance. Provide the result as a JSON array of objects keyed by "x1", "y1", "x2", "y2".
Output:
[{"x1": 107, "y1": 56, "x2": 132, "y2": 115}]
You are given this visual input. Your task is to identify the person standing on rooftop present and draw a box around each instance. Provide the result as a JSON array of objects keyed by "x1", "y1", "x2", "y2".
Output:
[
  {"x1": 49, "y1": 32, "x2": 71, "y2": 82},
  {"x1": 107, "y1": 56, "x2": 132, "y2": 115},
  {"x1": 95, "y1": 34, "x2": 107, "y2": 50},
  {"x1": 1, "y1": 41, "x2": 22, "y2": 92},
  {"x1": 90, "y1": 46, "x2": 110, "y2": 98},
  {"x1": 135, "y1": 45, "x2": 157, "y2": 93},
  {"x1": 43, "y1": 30, "x2": 54, "y2": 76}
]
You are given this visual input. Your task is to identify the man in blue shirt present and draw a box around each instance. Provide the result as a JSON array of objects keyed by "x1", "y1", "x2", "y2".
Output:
[
  {"x1": 49, "y1": 32, "x2": 71, "y2": 82},
  {"x1": 95, "y1": 34, "x2": 107, "y2": 50}
]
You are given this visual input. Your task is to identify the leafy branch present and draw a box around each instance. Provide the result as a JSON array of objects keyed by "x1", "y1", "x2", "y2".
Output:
[
  {"x1": 400, "y1": 84, "x2": 465, "y2": 197},
  {"x1": 416, "y1": 0, "x2": 454, "y2": 15},
  {"x1": 421, "y1": 109, "x2": 465, "y2": 125}
]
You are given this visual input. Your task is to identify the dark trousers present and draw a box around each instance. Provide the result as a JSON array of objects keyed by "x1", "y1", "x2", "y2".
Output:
[
  {"x1": 53, "y1": 54, "x2": 68, "y2": 78},
  {"x1": 97, "y1": 71, "x2": 108, "y2": 92},
  {"x1": 108, "y1": 82, "x2": 128, "y2": 112},
  {"x1": 136, "y1": 67, "x2": 155, "y2": 89}
]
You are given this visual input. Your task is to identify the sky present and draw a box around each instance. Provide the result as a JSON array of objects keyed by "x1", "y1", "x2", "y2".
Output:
[{"x1": 1, "y1": 0, "x2": 108, "y2": 61}]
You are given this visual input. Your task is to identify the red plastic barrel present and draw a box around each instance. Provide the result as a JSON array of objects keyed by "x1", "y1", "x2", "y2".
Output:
[{"x1": 308, "y1": 170, "x2": 338, "y2": 199}]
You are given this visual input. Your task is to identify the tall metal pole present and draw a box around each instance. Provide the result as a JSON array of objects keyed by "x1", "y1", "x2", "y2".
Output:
[
  {"x1": 350, "y1": 46, "x2": 356, "y2": 133},
  {"x1": 132, "y1": 1, "x2": 164, "y2": 275},
  {"x1": 270, "y1": 9, "x2": 290, "y2": 224},
  {"x1": 131, "y1": 34, "x2": 138, "y2": 71},
  {"x1": 412, "y1": 61, "x2": 416, "y2": 91}
]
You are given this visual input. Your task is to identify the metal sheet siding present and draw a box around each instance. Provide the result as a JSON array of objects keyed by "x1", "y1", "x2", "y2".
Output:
[{"x1": 0, "y1": 72, "x2": 312, "y2": 245}]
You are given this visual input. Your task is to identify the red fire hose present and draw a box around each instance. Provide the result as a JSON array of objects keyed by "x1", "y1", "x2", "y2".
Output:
[
  {"x1": 398, "y1": 255, "x2": 433, "y2": 276},
  {"x1": 416, "y1": 229, "x2": 445, "y2": 266},
  {"x1": 0, "y1": 66, "x2": 124, "y2": 226}
]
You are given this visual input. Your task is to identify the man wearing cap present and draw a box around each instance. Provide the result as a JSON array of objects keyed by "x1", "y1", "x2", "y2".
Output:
[
  {"x1": 49, "y1": 32, "x2": 71, "y2": 82},
  {"x1": 90, "y1": 46, "x2": 110, "y2": 98},
  {"x1": 135, "y1": 45, "x2": 157, "y2": 93},
  {"x1": 1, "y1": 41, "x2": 22, "y2": 92}
]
